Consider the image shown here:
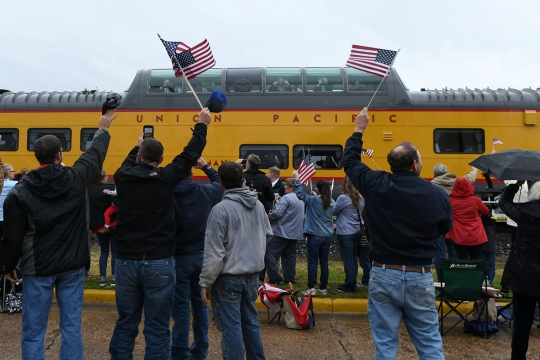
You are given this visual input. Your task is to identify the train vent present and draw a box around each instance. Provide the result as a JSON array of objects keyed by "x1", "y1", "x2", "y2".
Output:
[
  {"x1": 523, "y1": 88, "x2": 540, "y2": 102},
  {"x1": 382, "y1": 132, "x2": 393, "y2": 141}
]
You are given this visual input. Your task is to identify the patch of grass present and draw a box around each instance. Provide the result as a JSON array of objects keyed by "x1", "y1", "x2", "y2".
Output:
[{"x1": 86, "y1": 247, "x2": 509, "y2": 300}]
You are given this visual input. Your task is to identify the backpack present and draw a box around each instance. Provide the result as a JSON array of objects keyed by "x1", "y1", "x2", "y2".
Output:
[{"x1": 281, "y1": 292, "x2": 315, "y2": 330}]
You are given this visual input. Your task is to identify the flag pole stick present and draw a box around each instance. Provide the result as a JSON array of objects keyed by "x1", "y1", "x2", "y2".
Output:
[
  {"x1": 157, "y1": 33, "x2": 204, "y2": 110},
  {"x1": 365, "y1": 47, "x2": 401, "y2": 109}
]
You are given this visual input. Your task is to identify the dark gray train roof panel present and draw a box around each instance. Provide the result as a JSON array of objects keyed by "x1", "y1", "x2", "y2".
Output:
[{"x1": 1, "y1": 68, "x2": 539, "y2": 111}]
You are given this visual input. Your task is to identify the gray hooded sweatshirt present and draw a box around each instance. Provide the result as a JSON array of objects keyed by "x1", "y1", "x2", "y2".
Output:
[{"x1": 199, "y1": 187, "x2": 273, "y2": 288}]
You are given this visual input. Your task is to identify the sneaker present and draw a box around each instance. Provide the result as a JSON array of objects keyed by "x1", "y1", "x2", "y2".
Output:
[
  {"x1": 337, "y1": 285, "x2": 354, "y2": 293},
  {"x1": 302, "y1": 288, "x2": 317, "y2": 296},
  {"x1": 317, "y1": 289, "x2": 327, "y2": 296},
  {"x1": 111, "y1": 277, "x2": 116, "y2": 287},
  {"x1": 99, "y1": 278, "x2": 107, "y2": 287},
  {"x1": 357, "y1": 283, "x2": 369, "y2": 288}
]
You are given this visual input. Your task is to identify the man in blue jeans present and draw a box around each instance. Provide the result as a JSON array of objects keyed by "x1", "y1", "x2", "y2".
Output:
[
  {"x1": 110, "y1": 108, "x2": 211, "y2": 359},
  {"x1": 343, "y1": 107, "x2": 452, "y2": 360},
  {"x1": 170, "y1": 157, "x2": 223, "y2": 360},
  {"x1": 200, "y1": 162, "x2": 272, "y2": 360},
  {"x1": 0, "y1": 111, "x2": 117, "y2": 360}
]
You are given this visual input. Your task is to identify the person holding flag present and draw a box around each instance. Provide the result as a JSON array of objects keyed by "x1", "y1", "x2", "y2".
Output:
[{"x1": 292, "y1": 170, "x2": 335, "y2": 297}]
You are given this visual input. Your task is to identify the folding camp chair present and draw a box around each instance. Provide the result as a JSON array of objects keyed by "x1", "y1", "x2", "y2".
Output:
[{"x1": 438, "y1": 259, "x2": 492, "y2": 338}]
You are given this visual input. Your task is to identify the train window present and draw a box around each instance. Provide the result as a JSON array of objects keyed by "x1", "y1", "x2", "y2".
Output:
[
  {"x1": 147, "y1": 69, "x2": 182, "y2": 93},
  {"x1": 81, "y1": 128, "x2": 98, "y2": 151},
  {"x1": 265, "y1": 68, "x2": 302, "y2": 93},
  {"x1": 305, "y1": 68, "x2": 343, "y2": 92},
  {"x1": 345, "y1": 68, "x2": 386, "y2": 92},
  {"x1": 293, "y1": 145, "x2": 343, "y2": 169},
  {"x1": 185, "y1": 68, "x2": 222, "y2": 93},
  {"x1": 226, "y1": 68, "x2": 262, "y2": 93},
  {"x1": 433, "y1": 128, "x2": 485, "y2": 154},
  {"x1": 0, "y1": 128, "x2": 19, "y2": 151},
  {"x1": 28, "y1": 129, "x2": 72, "y2": 152},
  {"x1": 239, "y1": 145, "x2": 288, "y2": 169}
]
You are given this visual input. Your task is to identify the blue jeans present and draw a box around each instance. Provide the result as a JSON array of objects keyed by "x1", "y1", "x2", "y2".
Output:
[
  {"x1": 170, "y1": 252, "x2": 209, "y2": 360},
  {"x1": 97, "y1": 229, "x2": 117, "y2": 278},
  {"x1": 434, "y1": 235, "x2": 458, "y2": 282},
  {"x1": 264, "y1": 236, "x2": 298, "y2": 284},
  {"x1": 22, "y1": 267, "x2": 85, "y2": 360},
  {"x1": 358, "y1": 243, "x2": 371, "y2": 285},
  {"x1": 211, "y1": 273, "x2": 265, "y2": 360},
  {"x1": 483, "y1": 253, "x2": 495, "y2": 284},
  {"x1": 306, "y1": 234, "x2": 332, "y2": 289},
  {"x1": 368, "y1": 265, "x2": 444, "y2": 360},
  {"x1": 109, "y1": 257, "x2": 176, "y2": 360},
  {"x1": 337, "y1": 231, "x2": 361, "y2": 292},
  {"x1": 511, "y1": 291, "x2": 540, "y2": 360}
]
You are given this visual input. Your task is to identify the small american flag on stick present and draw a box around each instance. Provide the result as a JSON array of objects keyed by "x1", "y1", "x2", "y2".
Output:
[
  {"x1": 346, "y1": 44, "x2": 398, "y2": 78},
  {"x1": 298, "y1": 149, "x2": 316, "y2": 186},
  {"x1": 160, "y1": 38, "x2": 216, "y2": 80}
]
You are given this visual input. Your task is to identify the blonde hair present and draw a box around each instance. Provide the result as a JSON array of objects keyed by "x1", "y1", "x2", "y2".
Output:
[{"x1": 342, "y1": 176, "x2": 361, "y2": 207}]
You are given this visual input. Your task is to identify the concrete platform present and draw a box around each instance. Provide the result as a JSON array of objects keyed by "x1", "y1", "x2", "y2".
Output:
[{"x1": 1, "y1": 303, "x2": 539, "y2": 359}]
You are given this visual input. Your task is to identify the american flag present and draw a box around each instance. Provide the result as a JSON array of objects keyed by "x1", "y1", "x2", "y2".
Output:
[
  {"x1": 493, "y1": 138, "x2": 503, "y2": 145},
  {"x1": 346, "y1": 44, "x2": 398, "y2": 78},
  {"x1": 160, "y1": 38, "x2": 216, "y2": 80},
  {"x1": 297, "y1": 149, "x2": 316, "y2": 186},
  {"x1": 362, "y1": 148, "x2": 374, "y2": 158}
]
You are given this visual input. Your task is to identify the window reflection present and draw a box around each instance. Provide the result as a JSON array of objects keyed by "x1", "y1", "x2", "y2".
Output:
[
  {"x1": 305, "y1": 68, "x2": 343, "y2": 92},
  {"x1": 0, "y1": 128, "x2": 19, "y2": 151},
  {"x1": 187, "y1": 68, "x2": 222, "y2": 93},
  {"x1": 345, "y1": 68, "x2": 385, "y2": 92},
  {"x1": 226, "y1": 68, "x2": 262, "y2": 93},
  {"x1": 28, "y1": 129, "x2": 72, "y2": 151},
  {"x1": 293, "y1": 145, "x2": 343, "y2": 169},
  {"x1": 239, "y1": 144, "x2": 288, "y2": 168},
  {"x1": 147, "y1": 70, "x2": 182, "y2": 93},
  {"x1": 81, "y1": 128, "x2": 98, "y2": 151},
  {"x1": 266, "y1": 68, "x2": 302, "y2": 92},
  {"x1": 433, "y1": 129, "x2": 485, "y2": 154}
]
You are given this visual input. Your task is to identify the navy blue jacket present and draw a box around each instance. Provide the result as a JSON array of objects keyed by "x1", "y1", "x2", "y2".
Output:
[
  {"x1": 173, "y1": 165, "x2": 223, "y2": 255},
  {"x1": 343, "y1": 132, "x2": 452, "y2": 266}
]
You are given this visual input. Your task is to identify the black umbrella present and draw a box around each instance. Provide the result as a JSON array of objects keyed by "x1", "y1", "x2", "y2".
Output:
[{"x1": 469, "y1": 150, "x2": 540, "y2": 181}]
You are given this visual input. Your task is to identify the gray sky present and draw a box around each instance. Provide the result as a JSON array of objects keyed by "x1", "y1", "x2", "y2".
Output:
[{"x1": 2, "y1": 1, "x2": 539, "y2": 94}]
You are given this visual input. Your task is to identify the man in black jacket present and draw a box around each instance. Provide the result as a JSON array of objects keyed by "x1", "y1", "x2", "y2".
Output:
[
  {"x1": 343, "y1": 107, "x2": 451, "y2": 360},
  {"x1": 0, "y1": 110, "x2": 117, "y2": 360},
  {"x1": 237, "y1": 154, "x2": 274, "y2": 213},
  {"x1": 109, "y1": 108, "x2": 212, "y2": 360}
]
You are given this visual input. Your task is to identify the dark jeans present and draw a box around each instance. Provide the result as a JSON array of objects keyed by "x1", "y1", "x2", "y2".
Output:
[
  {"x1": 97, "y1": 229, "x2": 117, "y2": 278},
  {"x1": 454, "y1": 243, "x2": 483, "y2": 260},
  {"x1": 337, "y1": 231, "x2": 361, "y2": 292},
  {"x1": 511, "y1": 291, "x2": 540, "y2": 360},
  {"x1": 264, "y1": 236, "x2": 298, "y2": 284},
  {"x1": 109, "y1": 257, "x2": 176, "y2": 360},
  {"x1": 306, "y1": 234, "x2": 332, "y2": 290},
  {"x1": 171, "y1": 252, "x2": 208, "y2": 360},
  {"x1": 357, "y1": 241, "x2": 371, "y2": 285},
  {"x1": 434, "y1": 235, "x2": 458, "y2": 282}
]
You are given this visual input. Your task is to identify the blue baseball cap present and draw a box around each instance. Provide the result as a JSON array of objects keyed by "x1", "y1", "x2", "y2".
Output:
[{"x1": 205, "y1": 90, "x2": 227, "y2": 113}]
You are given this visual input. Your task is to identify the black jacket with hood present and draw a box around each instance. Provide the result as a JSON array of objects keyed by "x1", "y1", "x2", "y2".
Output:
[{"x1": 0, "y1": 129, "x2": 110, "y2": 276}]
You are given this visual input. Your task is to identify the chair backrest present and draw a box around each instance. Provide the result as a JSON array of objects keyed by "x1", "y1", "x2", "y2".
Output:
[{"x1": 440, "y1": 259, "x2": 487, "y2": 301}]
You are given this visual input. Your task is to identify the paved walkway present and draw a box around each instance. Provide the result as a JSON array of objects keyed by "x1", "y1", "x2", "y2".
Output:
[{"x1": 1, "y1": 303, "x2": 539, "y2": 359}]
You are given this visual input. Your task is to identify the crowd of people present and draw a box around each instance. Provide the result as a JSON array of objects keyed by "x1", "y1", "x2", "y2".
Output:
[{"x1": 0, "y1": 105, "x2": 539, "y2": 359}]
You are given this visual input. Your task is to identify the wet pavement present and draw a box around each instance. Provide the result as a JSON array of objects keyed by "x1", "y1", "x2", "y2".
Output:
[{"x1": 1, "y1": 303, "x2": 540, "y2": 359}]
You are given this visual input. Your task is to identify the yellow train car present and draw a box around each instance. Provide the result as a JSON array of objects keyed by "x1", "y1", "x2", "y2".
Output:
[{"x1": 1, "y1": 67, "x2": 539, "y2": 195}]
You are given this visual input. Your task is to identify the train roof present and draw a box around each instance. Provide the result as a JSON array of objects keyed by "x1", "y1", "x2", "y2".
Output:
[{"x1": 2, "y1": 67, "x2": 540, "y2": 111}]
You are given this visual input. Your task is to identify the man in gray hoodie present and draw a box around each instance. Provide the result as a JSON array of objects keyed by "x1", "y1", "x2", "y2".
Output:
[{"x1": 200, "y1": 161, "x2": 272, "y2": 360}]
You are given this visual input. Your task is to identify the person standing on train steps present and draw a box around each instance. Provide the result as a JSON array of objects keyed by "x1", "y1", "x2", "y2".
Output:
[
  {"x1": 343, "y1": 107, "x2": 452, "y2": 360},
  {"x1": 0, "y1": 110, "x2": 117, "y2": 360},
  {"x1": 109, "y1": 108, "x2": 212, "y2": 360},
  {"x1": 170, "y1": 156, "x2": 223, "y2": 360}
]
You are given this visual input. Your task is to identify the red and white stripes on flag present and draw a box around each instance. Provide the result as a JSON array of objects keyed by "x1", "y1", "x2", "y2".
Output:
[
  {"x1": 362, "y1": 148, "x2": 374, "y2": 158},
  {"x1": 161, "y1": 38, "x2": 216, "y2": 80},
  {"x1": 346, "y1": 44, "x2": 398, "y2": 78},
  {"x1": 298, "y1": 149, "x2": 316, "y2": 186}
]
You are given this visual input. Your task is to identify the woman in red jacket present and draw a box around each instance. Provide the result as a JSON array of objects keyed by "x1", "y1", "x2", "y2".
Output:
[{"x1": 446, "y1": 177, "x2": 490, "y2": 260}]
